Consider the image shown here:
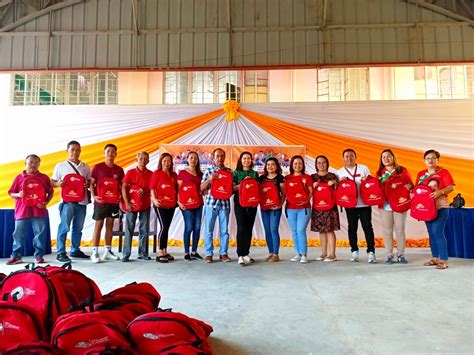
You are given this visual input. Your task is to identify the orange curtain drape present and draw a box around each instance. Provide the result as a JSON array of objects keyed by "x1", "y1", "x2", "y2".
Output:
[
  {"x1": 0, "y1": 109, "x2": 223, "y2": 208},
  {"x1": 241, "y1": 108, "x2": 473, "y2": 206}
]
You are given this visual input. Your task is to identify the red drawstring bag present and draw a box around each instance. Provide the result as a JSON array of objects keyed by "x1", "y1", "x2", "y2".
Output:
[
  {"x1": 179, "y1": 182, "x2": 201, "y2": 209},
  {"x1": 22, "y1": 177, "x2": 46, "y2": 207},
  {"x1": 120, "y1": 184, "x2": 143, "y2": 212},
  {"x1": 97, "y1": 177, "x2": 119, "y2": 204},
  {"x1": 410, "y1": 184, "x2": 437, "y2": 221},
  {"x1": 210, "y1": 170, "x2": 233, "y2": 200},
  {"x1": 61, "y1": 174, "x2": 85, "y2": 203},
  {"x1": 335, "y1": 179, "x2": 358, "y2": 208},
  {"x1": 312, "y1": 182, "x2": 335, "y2": 211},
  {"x1": 156, "y1": 181, "x2": 177, "y2": 208},
  {"x1": 284, "y1": 176, "x2": 309, "y2": 205},
  {"x1": 259, "y1": 181, "x2": 281, "y2": 210},
  {"x1": 385, "y1": 175, "x2": 412, "y2": 213},
  {"x1": 239, "y1": 178, "x2": 260, "y2": 207},
  {"x1": 360, "y1": 176, "x2": 386, "y2": 206}
]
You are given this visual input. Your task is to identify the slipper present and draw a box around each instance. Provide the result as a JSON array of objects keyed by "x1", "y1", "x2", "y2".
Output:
[
  {"x1": 165, "y1": 254, "x2": 174, "y2": 261},
  {"x1": 156, "y1": 255, "x2": 168, "y2": 263},
  {"x1": 324, "y1": 257, "x2": 337, "y2": 262},
  {"x1": 423, "y1": 259, "x2": 438, "y2": 266},
  {"x1": 315, "y1": 255, "x2": 327, "y2": 261},
  {"x1": 436, "y1": 262, "x2": 448, "y2": 269}
]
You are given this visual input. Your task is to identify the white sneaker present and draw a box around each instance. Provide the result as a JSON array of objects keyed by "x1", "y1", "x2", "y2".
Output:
[
  {"x1": 290, "y1": 255, "x2": 301, "y2": 262},
  {"x1": 300, "y1": 255, "x2": 308, "y2": 263},
  {"x1": 102, "y1": 250, "x2": 120, "y2": 261},
  {"x1": 91, "y1": 253, "x2": 101, "y2": 263},
  {"x1": 350, "y1": 250, "x2": 359, "y2": 262},
  {"x1": 368, "y1": 252, "x2": 377, "y2": 264},
  {"x1": 243, "y1": 255, "x2": 254, "y2": 264},
  {"x1": 238, "y1": 256, "x2": 245, "y2": 266}
]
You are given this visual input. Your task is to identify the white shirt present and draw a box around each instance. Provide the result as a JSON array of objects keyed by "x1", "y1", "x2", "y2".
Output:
[
  {"x1": 337, "y1": 164, "x2": 371, "y2": 208},
  {"x1": 52, "y1": 160, "x2": 91, "y2": 205}
]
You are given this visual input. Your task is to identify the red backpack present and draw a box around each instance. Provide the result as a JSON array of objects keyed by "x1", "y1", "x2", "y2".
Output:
[
  {"x1": 0, "y1": 301, "x2": 48, "y2": 351},
  {"x1": 284, "y1": 176, "x2": 309, "y2": 205},
  {"x1": 3, "y1": 342, "x2": 58, "y2": 355},
  {"x1": 61, "y1": 174, "x2": 85, "y2": 203},
  {"x1": 385, "y1": 175, "x2": 412, "y2": 213},
  {"x1": 127, "y1": 308, "x2": 213, "y2": 355},
  {"x1": 51, "y1": 311, "x2": 132, "y2": 355},
  {"x1": 179, "y1": 182, "x2": 202, "y2": 209},
  {"x1": 37, "y1": 263, "x2": 102, "y2": 307},
  {"x1": 259, "y1": 181, "x2": 281, "y2": 210},
  {"x1": 312, "y1": 182, "x2": 335, "y2": 212},
  {"x1": 97, "y1": 177, "x2": 120, "y2": 204},
  {"x1": 22, "y1": 177, "x2": 46, "y2": 207},
  {"x1": 156, "y1": 181, "x2": 177, "y2": 208},
  {"x1": 410, "y1": 184, "x2": 437, "y2": 221},
  {"x1": 210, "y1": 170, "x2": 233, "y2": 200},
  {"x1": 120, "y1": 184, "x2": 143, "y2": 212},
  {"x1": 360, "y1": 176, "x2": 386, "y2": 206},
  {"x1": 239, "y1": 178, "x2": 260, "y2": 207},
  {"x1": 335, "y1": 179, "x2": 358, "y2": 208},
  {"x1": 1, "y1": 267, "x2": 71, "y2": 333},
  {"x1": 104, "y1": 282, "x2": 161, "y2": 310}
]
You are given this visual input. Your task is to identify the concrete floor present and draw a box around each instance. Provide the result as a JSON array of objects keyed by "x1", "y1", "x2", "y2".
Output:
[{"x1": 1, "y1": 247, "x2": 473, "y2": 354}]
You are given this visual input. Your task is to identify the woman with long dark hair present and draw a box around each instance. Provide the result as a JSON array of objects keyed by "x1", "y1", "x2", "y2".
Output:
[
  {"x1": 177, "y1": 151, "x2": 204, "y2": 261},
  {"x1": 233, "y1": 151, "x2": 259, "y2": 266},
  {"x1": 260, "y1": 157, "x2": 285, "y2": 262},
  {"x1": 150, "y1": 153, "x2": 178, "y2": 263}
]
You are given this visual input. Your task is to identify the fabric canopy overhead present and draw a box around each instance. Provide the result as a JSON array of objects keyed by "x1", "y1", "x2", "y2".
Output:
[{"x1": 0, "y1": 100, "x2": 471, "y2": 243}]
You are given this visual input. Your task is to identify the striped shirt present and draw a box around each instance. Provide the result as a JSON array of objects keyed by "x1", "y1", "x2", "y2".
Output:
[{"x1": 201, "y1": 165, "x2": 232, "y2": 209}]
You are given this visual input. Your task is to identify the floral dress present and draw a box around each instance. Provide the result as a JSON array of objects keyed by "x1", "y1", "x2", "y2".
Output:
[{"x1": 310, "y1": 172, "x2": 340, "y2": 233}]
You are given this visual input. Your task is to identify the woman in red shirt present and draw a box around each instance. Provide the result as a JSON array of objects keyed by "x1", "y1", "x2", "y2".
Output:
[
  {"x1": 150, "y1": 153, "x2": 178, "y2": 263},
  {"x1": 177, "y1": 151, "x2": 204, "y2": 261},
  {"x1": 285, "y1": 155, "x2": 313, "y2": 263},
  {"x1": 416, "y1": 149, "x2": 455, "y2": 270},
  {"x1": 376, "y1": 149, "x2": 413, "y2": 264}
]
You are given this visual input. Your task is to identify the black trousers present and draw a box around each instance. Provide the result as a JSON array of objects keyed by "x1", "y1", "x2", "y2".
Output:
[
  {"x1": 234, "y1": 201, "x2": 257, "y2": 257},
  {"x1": 345, "y1": 206, "x2": 375, "y2": 253},
  {"x1": 155, "y1": 207, "x2": 176, "y2": 250}
]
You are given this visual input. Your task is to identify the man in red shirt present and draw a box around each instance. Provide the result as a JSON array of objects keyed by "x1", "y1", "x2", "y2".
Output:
[
  {"x1": 90, "y1": 144, "x2": 124, "y2": 263},
  {"x1": 7, "y1": 154, "x2": 54, "y2": 265},
  {"x1": 121, "y1": 152, "x2": 153, "y2": 262}
]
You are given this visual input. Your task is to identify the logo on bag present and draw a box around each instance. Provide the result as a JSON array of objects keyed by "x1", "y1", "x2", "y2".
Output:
[
  {"x1": 75, "y1": 336, "x2": 110, "y2": 348},
  {"x1": 143, "y1": 333, "x2": 175, "y2": 340},
  {"x1": 0, "y1": 321, "x2": 20, "y2": 333},
  {"x1": 27, "y1": 182, "x2": 39, "y2": 188},
  {"x1": 12, "y1": 286, "x2": 38, "y2": 299}
]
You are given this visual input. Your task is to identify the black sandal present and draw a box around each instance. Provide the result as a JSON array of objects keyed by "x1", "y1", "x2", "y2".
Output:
[
  {"x1": 165, "y1": 254, "x2": 174, "y2": 261},
  {"x1": 156, "y1": 255, "x2": 168, "y2": 263}
]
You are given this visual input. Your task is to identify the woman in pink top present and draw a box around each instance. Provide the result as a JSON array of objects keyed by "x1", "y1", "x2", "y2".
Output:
[
  {"x1": 150, "y1": 153, "x2": 178, "y2": 263},
  {"x1": 177, "y1": 151, "x2": 204, "y2": 261}
]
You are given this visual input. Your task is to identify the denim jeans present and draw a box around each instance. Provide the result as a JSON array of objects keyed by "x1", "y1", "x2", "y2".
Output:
[
  {"x1": 56, "y1": 202, "x2": 87, "y2": 255},
  {"x1": 204, "y1": 205, "x2": 230, "y2": 256},
  {"x1": 426, "y1": 208, "x2": 449, "y2": 261},
  {"x1": 287, "y1": 208, "x2": 311, "y2": 255},
  {"x1": 12, "y1": 217, "x2": 48, "y2": 258},
  {"x1": 123, "y1": 208, "x2": 150, "y2": 258},
  {"x1": 181, "y1": 206, "x2": 203, "y2": 254},
  {"x1": 261, "y1": 209, "x2": 282, "y2": 254}
]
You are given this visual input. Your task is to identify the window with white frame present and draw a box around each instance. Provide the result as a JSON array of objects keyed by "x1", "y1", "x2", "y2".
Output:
[
  {"x1": 12, "y1": 72, "x2": 117, "y2": 105},
  {"x1": 244, "y1": 70, "x2": 268, "y2": 103}
]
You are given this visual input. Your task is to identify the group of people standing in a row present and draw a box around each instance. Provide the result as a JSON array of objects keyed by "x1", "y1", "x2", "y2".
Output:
[{"x1": 7, "y1": 141, "x2": 455, "y2": 270}]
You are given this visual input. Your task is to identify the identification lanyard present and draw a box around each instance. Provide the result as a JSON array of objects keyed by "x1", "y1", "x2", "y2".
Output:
[
  {"x1": 418, "y1": 169, "x2": 442, "y2": 184},
  {"x1": 344, "y1": 164, "x2": 359, "y2": 181}
]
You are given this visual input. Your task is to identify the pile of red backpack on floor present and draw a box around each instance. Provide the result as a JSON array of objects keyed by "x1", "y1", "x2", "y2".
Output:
[{"x1": 0, "y1": 265, "x2": 213, "y2": 354}]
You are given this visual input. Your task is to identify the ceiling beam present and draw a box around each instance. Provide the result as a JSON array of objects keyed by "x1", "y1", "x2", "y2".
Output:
[
  {"x1": 406, "y1": 0, "x2": 474, "y2": 26},
  {"x1": 0, "y1": 0, "x2": 84, "y2": 32}
]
